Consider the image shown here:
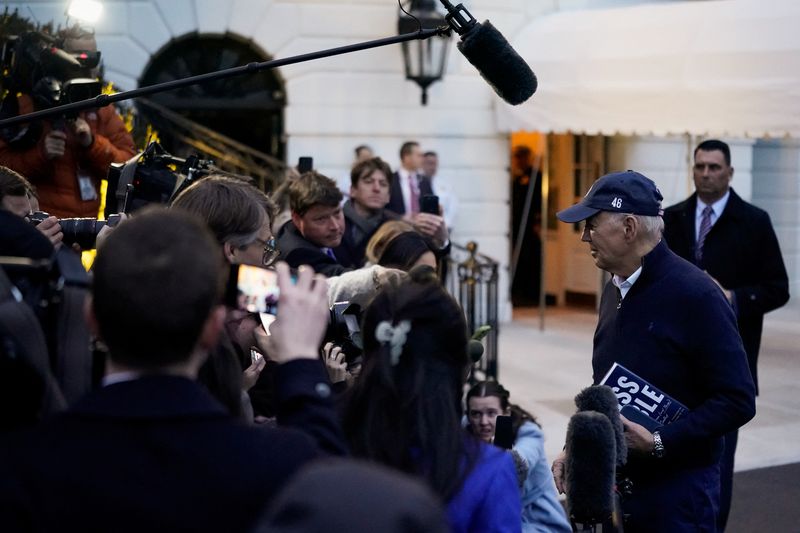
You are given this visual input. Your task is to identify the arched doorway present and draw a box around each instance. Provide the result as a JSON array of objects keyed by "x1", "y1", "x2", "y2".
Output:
[{"x1": 139, "y1": 33, "x2": 285, "y2": 160}]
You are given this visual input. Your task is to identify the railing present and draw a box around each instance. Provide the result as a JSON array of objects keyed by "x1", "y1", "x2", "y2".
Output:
[
  {"x1": 132, "y1": 98, "x2": 287, "y2": 192},
  {"x1": 443, "y1": 241, "x2": 499, "y2": 383}
]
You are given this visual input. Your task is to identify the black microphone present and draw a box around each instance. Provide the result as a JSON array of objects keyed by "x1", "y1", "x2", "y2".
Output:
[
  {"x1": 467, "y1": 339, "x2": 484, "y2": 364},
  {"x1": 574, "y1": 385, "x2": 627, "y2": 467},
  {"x1": 438, "y1": 0, "x2": 537, "y2": 105},
  {"x1": 565, "y1": 411, "x2": 617, "y2": 528}
]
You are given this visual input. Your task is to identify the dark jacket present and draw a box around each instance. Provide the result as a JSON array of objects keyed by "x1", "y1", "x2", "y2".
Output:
[
  {"x1": 663, "y1": 189, "x2": 789, "y2": 392},
  {"x1": 387, "y1": 171, "x2": 434, "y2": 216},
  {"x1": 276, "y1": 220, "x2": 349, "y2": 277},
  {"x1": 0, "y1": 360, "x2": 347, "y2": 532},
  {"x1": 594, "y1": 240, "x2": 756, "y2": 472},
  {"x1": 334, "y1": 200, "x2": 399, "y2": 269}
]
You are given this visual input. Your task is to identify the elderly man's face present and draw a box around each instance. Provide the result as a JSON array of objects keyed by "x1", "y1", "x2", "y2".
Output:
[{"x1": 581, "y1": 211, "x2": 629, "y2": 274}]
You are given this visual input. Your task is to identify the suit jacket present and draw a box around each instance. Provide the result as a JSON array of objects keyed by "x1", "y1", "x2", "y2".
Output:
[
  {"x1": 0, "y1": 360, "x2": 347, "y2": 533},
  {"x1": 276, "y1": 220, "x2": 349, "y2": 277},
  {"x1": 663, "y1": 189, "x2": 789, "y2": 391},
  {"x1": 387, "y1": 171, "x2": 434, "y2": 216}
]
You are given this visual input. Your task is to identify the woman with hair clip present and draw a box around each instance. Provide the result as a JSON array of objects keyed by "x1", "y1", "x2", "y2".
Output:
[
  {"x1": 466, "y1": 381, "x2": 571, "y2": 533},
  {"x1": 343, "y1": 267, "x2": 521, "y2": 533}
]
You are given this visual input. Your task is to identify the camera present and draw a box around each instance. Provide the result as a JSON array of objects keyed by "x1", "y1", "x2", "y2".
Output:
[
  {"x1": 105, "y1": 141, "x2": 214, "y2": 216},
  {"x1": 1, "y1": 29, "x2": 102, "y2": 144},
  {"x1": 28, "y1": 211, "x2": 122, "y2": 250},
  {"x1": 327, "y1": 302, "x2": 363, "y2": 363}
]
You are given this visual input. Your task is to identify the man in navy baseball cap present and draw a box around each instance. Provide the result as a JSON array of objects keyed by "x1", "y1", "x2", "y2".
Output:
[
  {"x1": 556, "y1": 170, "x2": 663, "y2": 223},
  {"x1": 550, "y1": 168, "x2": 756, "y2": 533}
]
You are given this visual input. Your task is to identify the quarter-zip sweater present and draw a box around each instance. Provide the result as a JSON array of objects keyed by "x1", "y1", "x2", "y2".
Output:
[{"x1": 593, "y1": 240, "x2": 755, "y2": 475}]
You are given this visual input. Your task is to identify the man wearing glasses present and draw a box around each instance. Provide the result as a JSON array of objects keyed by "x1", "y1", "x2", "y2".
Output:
[{"x1": 172, "y1": 174, "x2": 279, "y2": 420}]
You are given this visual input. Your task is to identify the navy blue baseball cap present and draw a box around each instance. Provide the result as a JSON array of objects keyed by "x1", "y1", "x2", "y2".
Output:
[{"x1": 556, "y1": 170, "x2": 664, "y2": 223}]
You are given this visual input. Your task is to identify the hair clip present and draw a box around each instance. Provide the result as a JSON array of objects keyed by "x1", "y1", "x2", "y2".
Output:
[{"x1": 375, "y1": 319, "x2": 411, "y2": 366}]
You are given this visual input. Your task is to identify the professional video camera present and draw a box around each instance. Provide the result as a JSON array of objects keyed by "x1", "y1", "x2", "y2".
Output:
[
  {"x1": 0, "y1": 29, "x2": 102, "y2": 143},
  {"x1": 105, "y1": 141, "x2": 215, "y2": 217}
]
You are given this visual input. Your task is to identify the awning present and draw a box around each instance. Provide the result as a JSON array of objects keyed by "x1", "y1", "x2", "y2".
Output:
[{"x1": 495, "y1": 0, "x2": 800, "y2": 138}]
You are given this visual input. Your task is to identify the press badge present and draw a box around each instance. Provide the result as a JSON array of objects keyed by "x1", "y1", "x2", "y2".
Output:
[{"x1": 77, "y1": 172, "x2": 97, "y2": 201}]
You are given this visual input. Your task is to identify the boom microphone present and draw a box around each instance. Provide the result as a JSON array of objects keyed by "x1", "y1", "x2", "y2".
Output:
[
  {"x1": 574, "y1": 385, "x2": 627, "y2": 467},
  {"x1": 565, "y1": 411, "x2": 617, "y2": 529},
  {"x1": 439, "y1": 0, "x2": 537, "y2": 105}
]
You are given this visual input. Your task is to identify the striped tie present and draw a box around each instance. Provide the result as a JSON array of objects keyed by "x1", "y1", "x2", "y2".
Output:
[{"x1": 695, "y1": 205, "x2": 713, "y2": 264}]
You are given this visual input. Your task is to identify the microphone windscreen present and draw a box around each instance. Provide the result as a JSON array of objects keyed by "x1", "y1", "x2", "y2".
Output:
[
  {"x1": 565, "y1": 411, "x2": 617, "y2": 525},
  {"x1": 457, "y1": 21, "x2": 537, "y2": 105},
  {"x1": 467, "y1": 339, "x2": 484, "y2": 363},
  {"x1": 574, "y1": 385, "x2": 627, "y2": 467}
]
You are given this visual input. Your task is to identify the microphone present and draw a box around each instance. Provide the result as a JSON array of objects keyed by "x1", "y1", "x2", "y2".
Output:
[
  {"x1": 438, "y1": 0, "x2": 537, "y2": 105},
  {"x1": 574, "y1": 385, "x2": 627, "y2": 467},
  {"x1": 565, "y1": 411, "x2": 617, "y2": 529},
  {"x1": 467, "y1": 339, "x2": 484, "y2": 364}
]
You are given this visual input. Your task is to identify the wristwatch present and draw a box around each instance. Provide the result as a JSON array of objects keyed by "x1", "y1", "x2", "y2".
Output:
[{"x1": 651, "y1": 431, "x2": 665, "y2": 458}]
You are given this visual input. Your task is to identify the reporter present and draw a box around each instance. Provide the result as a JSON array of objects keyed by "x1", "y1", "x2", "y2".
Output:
[
  {"x1": 467, "y1": 381, "x2": 571, "y2": 533},
  {"x1": 343, "y1": 267, "x2": 521, "y2": 533}
]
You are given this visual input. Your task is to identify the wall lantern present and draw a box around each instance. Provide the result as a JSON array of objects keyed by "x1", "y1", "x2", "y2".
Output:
[{"x1": 398, "y1": 0, "x2": 451, "y2": 105}]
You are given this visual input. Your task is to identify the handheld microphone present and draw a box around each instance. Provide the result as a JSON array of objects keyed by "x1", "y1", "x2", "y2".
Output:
[
  {"x1": 574, "y1": 385, "x2": 627, "y2": 467},
  {"x1": 565, "y1": 411, "x2": 617, "y2": 527},
  {"x1": 438, "y1": 0, "x2": 537, "y2": 105}
]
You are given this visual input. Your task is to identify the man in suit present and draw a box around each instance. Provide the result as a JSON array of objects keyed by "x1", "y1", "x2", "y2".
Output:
[
  {"x1": 388, "y1": 141, "x2": 432, "y2": 216},
  {"x1": 276, "y1": 171, "x2": 349, "y2": 277},
  {"x1": 387, "y1": 141, "x2": 450, "y2": 254},
  {"x1": 0, "y1": 207, "x2": 345, "y2": 532},
  {"x1": 663, "y1": 139, "x2": 789, "y2": 530}
]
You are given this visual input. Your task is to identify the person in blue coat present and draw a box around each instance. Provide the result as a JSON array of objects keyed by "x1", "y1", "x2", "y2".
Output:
[
  {"x1": 343, "y1": 267, "x2": 521, "y2": 533},
  {"x1": 467, "y1": 381, "x2": 571, "y2": 533}
]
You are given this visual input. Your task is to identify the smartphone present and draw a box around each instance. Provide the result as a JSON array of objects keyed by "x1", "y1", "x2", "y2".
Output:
[
  {"x1": 250, "y1": 349, "x2": 264, "y2": 366},
  {"x1": 493, "y1": 415, "x2": 514, "y2": 449},
  {"x1": 225, "y1": 264, "x2": 280, "y2": 315},
  {"x1": 297, "y1": 156, "x2": 314, "y2": 174},
  {"x1": 419, "y1": 194, "x2": 440, "y2": 215}
]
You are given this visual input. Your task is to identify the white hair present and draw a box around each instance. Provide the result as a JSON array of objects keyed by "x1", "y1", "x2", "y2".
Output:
[{"x1": 609, "y1": 212, "x2": 663, "y2": 241}]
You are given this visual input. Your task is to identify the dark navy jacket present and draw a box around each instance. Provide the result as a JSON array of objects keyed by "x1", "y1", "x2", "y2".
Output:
[
  {"x1": 0, "y1": 360, "x2": 347, "y2": 532},
  {"x1": 593, "y1": 240, "x2": 756, "y2": 474}
]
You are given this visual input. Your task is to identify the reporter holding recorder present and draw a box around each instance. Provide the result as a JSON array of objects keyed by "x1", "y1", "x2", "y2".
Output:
[
  {"x1": 466, "y1": 381, "x2": 571, "y2": 533},
  {"x1": 551, "y1": 171, "x2": 755, "y2": 532}
]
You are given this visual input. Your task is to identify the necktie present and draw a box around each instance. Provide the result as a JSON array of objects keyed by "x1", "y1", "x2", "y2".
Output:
[
  {"x1": 408, "y1": 173, "x2": 420, "y2": 215},
  {"x1": 324, "y1": 248, "x2": 337, "y2": 261},
  {"x1": 695, "y1": 205, "x2": 713, "y2": 264}
]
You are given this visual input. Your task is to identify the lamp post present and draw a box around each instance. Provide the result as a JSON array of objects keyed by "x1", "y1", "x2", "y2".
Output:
[{"x1": 398, "y1": 0, "x2": 451, "y2": 105}]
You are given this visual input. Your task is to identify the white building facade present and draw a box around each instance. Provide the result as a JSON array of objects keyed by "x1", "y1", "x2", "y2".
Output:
[{"x1": 13, "y1": 0, "x2": 799, "y2": 316}]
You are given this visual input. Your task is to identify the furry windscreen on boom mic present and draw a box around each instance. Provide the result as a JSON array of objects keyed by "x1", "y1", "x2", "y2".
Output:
[
  {"x1": 565, "y1": 411, "x2": 617, "y2": 526},
  {"x1": 438, "y1": 0, "x2": 537, "y2": 105},
  {"x1": 574, "y1": 385, "x2": 627, "y2": 467}
]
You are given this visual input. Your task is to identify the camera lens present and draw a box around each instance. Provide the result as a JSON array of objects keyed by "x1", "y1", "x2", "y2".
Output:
[{"x1": 59, "y1": 218, "x2": 107, "y2": 250}]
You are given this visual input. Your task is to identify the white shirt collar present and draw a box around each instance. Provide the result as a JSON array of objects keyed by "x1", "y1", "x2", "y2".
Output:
[
  {"x1": 696, "y1": 189, "x2": 730, "y2": 223},
  {"x1": 612, "y1": 265, "x2": 643, "y2": 299}
]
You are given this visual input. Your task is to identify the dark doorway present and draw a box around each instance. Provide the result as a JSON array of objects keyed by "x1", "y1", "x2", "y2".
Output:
[{"x1": 139, "y1": 34, "x2": 285, "y2": 160}]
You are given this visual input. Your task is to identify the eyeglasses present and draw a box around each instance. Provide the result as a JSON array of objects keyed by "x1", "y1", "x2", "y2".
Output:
[{"x1": 247, "y1": 236, "x2": 279, "y2": 266}]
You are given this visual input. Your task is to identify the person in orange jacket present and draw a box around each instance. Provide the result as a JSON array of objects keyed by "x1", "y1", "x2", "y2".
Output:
[{"x1": 0, "y1": 26, "x2": 135, "y2": 218}]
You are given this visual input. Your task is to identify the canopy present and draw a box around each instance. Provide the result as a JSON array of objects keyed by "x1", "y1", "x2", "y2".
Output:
[{"x1": 495, "y1": 0, "x2": 800, "y2": 138}]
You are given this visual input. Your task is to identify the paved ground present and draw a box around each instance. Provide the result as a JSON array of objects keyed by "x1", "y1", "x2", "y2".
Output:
[{"x1": 498, "y1": 305, "x2": 800, "y2": 473}]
